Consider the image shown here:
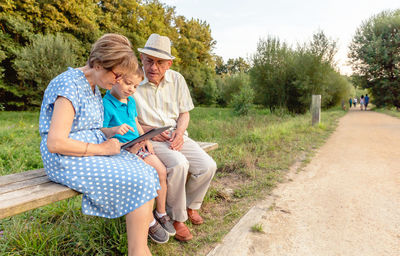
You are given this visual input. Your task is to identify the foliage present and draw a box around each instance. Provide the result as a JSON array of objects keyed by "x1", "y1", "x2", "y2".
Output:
[
  {"x1": 230, "y1": 78, "x2": 254, "y2": 115},
  {"x1": 250, "y1": 31, "x2": 353, "y2": 113},
  {"x1": 349, "y1": 9, "x2": 400, "y2": 108},
  {"x1": 12, "y1": 33, "x2": 81, "y2": 107},
  {"x1": 250, "y1": 36, "x2": 293, "y2": 111},
  {"x1": 216, "y1": 72, "x2": 251, "y2": 107},
  {"x1": 216, "y1": 56, "x2": 250, "y2": 75},
  {"x1": 373, "y1": 106, "x2": 400, "y2": 117},
  {"x1": 0, "y1": 0, "x2": 216, "y2": 109}
]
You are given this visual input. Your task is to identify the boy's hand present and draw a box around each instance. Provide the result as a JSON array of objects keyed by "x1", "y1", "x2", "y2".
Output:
[
  {"x1": 114, "y1": 124, "x2": 134, "y2": 136},
  {"x1": 127, "y1": 140, "x2": 146, "y2": 154},
  {"x1": 145, "y1": 140, "x2": 155, "y2": 154}
]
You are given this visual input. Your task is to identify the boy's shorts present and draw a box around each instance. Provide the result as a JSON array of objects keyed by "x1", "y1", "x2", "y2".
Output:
[{"x1": 136, "y1": 148, "x2": 151, "y2": 160}]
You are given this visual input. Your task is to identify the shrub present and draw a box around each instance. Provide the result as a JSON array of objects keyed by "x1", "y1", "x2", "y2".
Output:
[
  {"x1": 12, "y1": 33, "x2": 81, "y2": 107},
  {"x1": 250, "y1": 32, "x2": 354, "y2": 113},
  {"x1": 231, "y1": 83, "x2": 255, "y2": 115},
  {"x1": 217, "y1": 72, "x2": 251, "y2": 107}
]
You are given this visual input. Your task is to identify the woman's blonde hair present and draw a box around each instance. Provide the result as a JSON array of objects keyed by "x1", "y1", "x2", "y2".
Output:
[{"x1": 88, "y1": 33, "x2": 138, "y2": 73}]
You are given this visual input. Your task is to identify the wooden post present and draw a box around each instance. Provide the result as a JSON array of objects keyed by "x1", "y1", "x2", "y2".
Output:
[{"x1": 311, "y1": 95, "x2": 321, "y2": 126}]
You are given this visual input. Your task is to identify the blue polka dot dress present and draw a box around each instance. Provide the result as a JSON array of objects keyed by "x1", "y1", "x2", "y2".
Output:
[{"x1": 39, "y1": 67, "x2": 160, "y2": 218}]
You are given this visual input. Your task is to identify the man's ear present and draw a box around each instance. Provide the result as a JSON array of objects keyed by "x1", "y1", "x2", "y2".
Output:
[{"x1": 167, "y1": 60, "x2": 173, "y2": 69}]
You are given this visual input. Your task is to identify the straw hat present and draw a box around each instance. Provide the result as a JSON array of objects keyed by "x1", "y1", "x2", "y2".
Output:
[{"x1": 138, "y1": 33, "x2": 175, "y2": 60}]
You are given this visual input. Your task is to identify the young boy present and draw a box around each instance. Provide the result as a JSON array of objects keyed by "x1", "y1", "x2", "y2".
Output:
[{"x1": 102, "y1": 67, "x2": 176, "y2": 244}]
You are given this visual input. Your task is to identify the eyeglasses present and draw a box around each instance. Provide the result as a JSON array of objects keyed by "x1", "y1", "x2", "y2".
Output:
[
  {"x1": 142, "y1": 57, "x2": 170, "y2": 68},
  {"x1": 110, "y1": 70, "x2": 122, "y2": 80}
]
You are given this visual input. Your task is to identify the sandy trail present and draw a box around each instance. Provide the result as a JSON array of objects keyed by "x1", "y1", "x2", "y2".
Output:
[{"x1": 208, "y1": 109, "x2": 400, "y2": 256}]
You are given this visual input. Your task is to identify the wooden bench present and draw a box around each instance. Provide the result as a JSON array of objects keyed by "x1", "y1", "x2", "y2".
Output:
[{"x1": 0, "y1": 142, "x2": 218, "y2": 219}]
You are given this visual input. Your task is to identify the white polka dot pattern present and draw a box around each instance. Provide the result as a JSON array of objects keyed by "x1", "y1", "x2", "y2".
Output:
[{"x1": 39, "y1": 68, "x2": 160, "y2": 218}]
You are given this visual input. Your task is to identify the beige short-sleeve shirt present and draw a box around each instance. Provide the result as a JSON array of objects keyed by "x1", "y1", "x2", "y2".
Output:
[{"x1": 134, "y1": 69, "x2": 194, "y2": 128}]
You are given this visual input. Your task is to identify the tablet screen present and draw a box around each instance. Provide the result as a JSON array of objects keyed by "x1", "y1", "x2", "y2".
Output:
[{"x1": 121, "y1": 126, "x2": 172, "y2": 150}]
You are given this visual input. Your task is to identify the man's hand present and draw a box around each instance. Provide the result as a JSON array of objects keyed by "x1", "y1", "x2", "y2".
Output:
[
  {"x1": 169, "y1": 130, "x2": 184, "y2": 151},
  {"x1": 113, "y1": 124, "x2": 135, "y2": 136},
  {"x1": 152, "y1": 130, "x2": 170, "y2": 142}
]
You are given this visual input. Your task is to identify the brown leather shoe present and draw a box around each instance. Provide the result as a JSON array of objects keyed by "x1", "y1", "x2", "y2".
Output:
[
  {"x1": 187, "y1": 208, "x2": 204, "y2": 225},
  {"x1": 173, "y1": 221, "x2": 193, "y2": 241}
]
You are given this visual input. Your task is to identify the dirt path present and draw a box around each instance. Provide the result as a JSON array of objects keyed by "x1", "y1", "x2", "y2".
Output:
[{"x1": 208, "y1": 109, "x2": 400, "y2": 256}]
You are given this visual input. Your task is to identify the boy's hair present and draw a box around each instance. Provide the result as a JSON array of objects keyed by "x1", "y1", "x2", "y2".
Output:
[
  {"x1": 88, "y1": 33, "x2": 138, "y2": 73},
  {"x1": 134, "y1": 65, "x2": 144, "y2": 80}
]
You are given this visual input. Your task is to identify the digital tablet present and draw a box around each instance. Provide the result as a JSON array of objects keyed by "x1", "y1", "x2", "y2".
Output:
[{"x1": 121, "y1": 126, "x2": 172, "y2": 150}]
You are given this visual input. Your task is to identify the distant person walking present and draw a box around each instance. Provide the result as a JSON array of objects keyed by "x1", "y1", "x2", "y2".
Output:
[
  {"x1": 364, "y1": 94, "x2": 370, "y2": 110},
  {"x1": 353, "y1": 97, "x2": 357, "y2": 107},
  {"x1": 349, "y1": 98, "x2": 353, "y2": 108},
  {"x1": 360, "y1": 95, "x2": 364, "y2": 110}
]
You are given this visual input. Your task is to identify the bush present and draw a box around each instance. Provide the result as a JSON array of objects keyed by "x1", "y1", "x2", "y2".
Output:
[
  {"x1": 217, "y1": 72, "x2": 251, "y2": 107},
  {"x1": 250, "y1": 32, "x2": 354, "y2": 113},
  {"x1": 202, "y1": 78, "x2": 220, "y2": 105},
  {"x1": 12, "y1": 33, "x2": 82, "y2": 107},
  {"x1": 231, "y1": 83, "x2": 255, "y2": 115}
]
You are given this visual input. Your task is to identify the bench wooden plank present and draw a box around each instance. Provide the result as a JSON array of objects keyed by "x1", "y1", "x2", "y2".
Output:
[
  {"x1": 0, "y1": 182, "x2": 79, "y2": 219},
  {"x1": 0, "y1": 175, "x2": 51, "y2": 194},
  {"x1": 0, "y1": 168, "x2": 46, "y2": 186},
  {"x1": 0, "y1": 142, "x2": 218, "y2": 219},
  {"x1": 198, "y1": 142, "x2": 219, "y2": 152}
]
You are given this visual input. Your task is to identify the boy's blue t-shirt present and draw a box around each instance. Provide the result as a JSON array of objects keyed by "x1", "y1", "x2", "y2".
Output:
[{"x1": 102, "y1": 90, "x2": 140, "y2": 143}]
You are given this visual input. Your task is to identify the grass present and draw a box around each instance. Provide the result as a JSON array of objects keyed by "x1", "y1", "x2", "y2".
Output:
[
  {"x1": 251, "y1": 223, "x2": 264, "y2": 233},
  {"x1": 0, "y1": 106, "x2": 346, "y2": 255},
  {"x1": 0, "y1": 112, "x2": 42, "y2": 175},
  {"x1": 372, "y1": 106, "x2": 400, "y2": 118}
]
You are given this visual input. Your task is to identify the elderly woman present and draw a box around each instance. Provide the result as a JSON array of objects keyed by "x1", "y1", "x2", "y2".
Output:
[{"x1": 39, "y1": 33, "x2": 158, "y2": 256}]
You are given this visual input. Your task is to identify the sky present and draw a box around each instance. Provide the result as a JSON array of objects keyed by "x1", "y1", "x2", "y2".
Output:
[{"x1": 160, "y1": 0, "x2": 399, "y2": 75}]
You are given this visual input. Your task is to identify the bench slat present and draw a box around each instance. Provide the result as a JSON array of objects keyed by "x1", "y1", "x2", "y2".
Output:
[
  {"x1": 198, "y1": 142, "x2": 219, "y2": 152},
  {"x1": 0, "y1": 168, "x2": 46, "y2": 186},
  {"x1": 0, "y1": 181, "x2": 79, "y2": 219},
  {"x1": 0, "y1": 142, "x2": 217, "y2": 219},
  {"x1": 0, "y1": 175, "x2": 50, "y2": 194}
]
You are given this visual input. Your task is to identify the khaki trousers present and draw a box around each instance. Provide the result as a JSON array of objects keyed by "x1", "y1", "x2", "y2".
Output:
[{"x1": 151, "y1": 136, "x2": 217, "y2": 222}]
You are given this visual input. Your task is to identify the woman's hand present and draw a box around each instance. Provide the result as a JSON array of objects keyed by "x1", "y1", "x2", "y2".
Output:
[{"x1": 99, "y1": 138, "x2": 121, "y2": 155}]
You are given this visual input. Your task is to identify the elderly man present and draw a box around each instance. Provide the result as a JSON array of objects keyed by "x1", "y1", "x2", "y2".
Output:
[{"x1": 135, "y1": 34, "x2": 217, "y2": 241}]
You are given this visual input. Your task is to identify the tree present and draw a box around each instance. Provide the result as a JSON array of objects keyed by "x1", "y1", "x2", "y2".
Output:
[
  {"x1": 0, "y1": 0, "x2": 218, "y2": 109},
  {"x1": 250, "y1": 36, "x2": 293, "y2": 111},
  {"x1": 0, "y1": 0, "x2": 98, "y2": 109},
  {"x1": 215, "y1": 57, "x2": 250, "y2": 75},
  {"x1": 13, "y1": 33, "x2": 80, "y2": 107},
  {"x1": 173, "y1": 15, "x2": 216, "y2": 104},
  {"x1": 310, "y1": 30, "x2": 337, "y2": 65},
  {"x1": 349, "y1": 9, "x2": 400, "y2": 108},
  {"x1": 214, "y1": 56, "x2": 227, "y2": 75},
  {"x1": 250, "y1": 32, "x2": 352, "y2": 113}
]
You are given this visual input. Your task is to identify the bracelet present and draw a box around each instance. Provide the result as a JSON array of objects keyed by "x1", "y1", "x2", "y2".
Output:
[{"x1": 83, "y1": 142, "x2": 89, "y2": 156}]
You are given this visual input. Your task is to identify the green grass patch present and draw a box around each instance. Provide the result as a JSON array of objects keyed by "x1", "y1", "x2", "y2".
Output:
[
  {"x1": 0, "y1": 106, "x2": 346, "y2": 255},
  {"x1": 372, "y1": 106, "x2": 400, "y2": 118},
  {"x1": 0, "y1": 112, "x2": 42, "y2": 176},
  {"x1": 251, "y1": 223, "x2": 264, "y2": 233}
]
